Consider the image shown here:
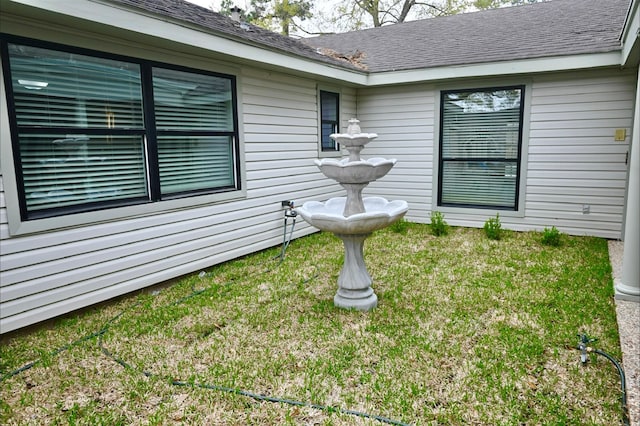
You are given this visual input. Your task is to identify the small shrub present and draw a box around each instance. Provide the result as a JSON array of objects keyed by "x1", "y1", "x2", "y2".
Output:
[
  {"x1": 484, "y1": 213, "x2": 502, "y2": 240},
  {"x1": 390, "y1": 218, "x2": 409, "y2": 234},
  {"x1": 541, "y1": 226, "x2": 562, "y2": 246},
  {"x1": 430, "y1": 210, "x2": 449, "y2": 236}
]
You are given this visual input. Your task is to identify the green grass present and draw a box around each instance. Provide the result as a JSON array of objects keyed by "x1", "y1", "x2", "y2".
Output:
[{"x1": 0, "y1": 224, "x2": 623, "y2": 425}]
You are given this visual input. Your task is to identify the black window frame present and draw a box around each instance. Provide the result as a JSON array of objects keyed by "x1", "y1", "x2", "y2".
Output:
[
  {"x1": 320, "y1": 90, "x2": 340, "y2": 152},
  {"x1": 1, "y1": 35, "x2": 241, "y2": 221},
  {"x1": 437, "y1": 85, "x2": 525, "y2": 211}
]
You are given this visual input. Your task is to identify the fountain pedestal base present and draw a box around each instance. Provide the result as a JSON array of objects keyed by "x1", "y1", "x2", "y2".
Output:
[{"x1": 334, "y1": 233, "x2": 378, "y2": 311}]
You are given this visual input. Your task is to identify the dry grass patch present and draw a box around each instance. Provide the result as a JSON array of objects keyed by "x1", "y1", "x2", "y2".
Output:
[{"x1": 1, "y1": 224, "x2": 623, "y2": 425}]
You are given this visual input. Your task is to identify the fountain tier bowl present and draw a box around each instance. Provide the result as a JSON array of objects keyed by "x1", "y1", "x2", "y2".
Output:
[
  {"x1": 329, "y1": 132, "x2": 377, "y2": 148},
  {"x1": 297, "y1": 196, "x2": 408, "y2": 235},
  {"x1": 315, "y1": 158, "x2": 396, "y2": 184}
]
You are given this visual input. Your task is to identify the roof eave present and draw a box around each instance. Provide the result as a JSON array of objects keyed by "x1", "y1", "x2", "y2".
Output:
[
  {"x1": 365, "y1": 51, "x2": 625, "y2": 86},
  {"x1": 620, "y1": 0, "x2": 640, "y2": 67}
]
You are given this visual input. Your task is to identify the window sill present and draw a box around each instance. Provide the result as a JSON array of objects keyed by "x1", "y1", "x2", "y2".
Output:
[
  {"x1": 318, "y1": 149, "x2": 343, "y2": 158},
  {"x1": 435, "y1": 205, "x2": 524, "y2": 218}
]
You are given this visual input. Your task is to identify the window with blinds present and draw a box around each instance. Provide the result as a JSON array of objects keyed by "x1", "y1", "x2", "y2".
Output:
[
  {"x1": 438, "y1": 87, "x2": 524, "y2": 210},
  {"x1": 2, "y1": 38, "x2": 238, "y2": 220},
  {"x1": 152, "y1": 67, "x2": 235, "y2": 196},
  {"x1": 320, "y1": 90, "x2": 339, "y2": 152}
]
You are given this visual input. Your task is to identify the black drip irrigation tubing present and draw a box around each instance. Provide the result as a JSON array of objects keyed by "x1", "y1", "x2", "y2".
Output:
[
  {"x1": 1, "y1": 303, "x2": 135, "y2": 382},
  {"x1": 98, "y1": 331, "x2": 409, "y2": 426},
  {"x1": 1, "y1": 221, "x2": 411, "y2": 426},
  {"x1": 577, "y1": 333, "x2": 630, "y2": 426},
  {"x1": 1, "y1": 328, "x2": 107, "y2": 381},
  {"x1": 591, "y1": 348, "x2": 630, "y2": 426}
]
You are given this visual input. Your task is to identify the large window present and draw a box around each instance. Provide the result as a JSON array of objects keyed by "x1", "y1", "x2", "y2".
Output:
[
  {"x1": 1, "y1": 37, "x2": 239, "y2": 220},
  {"x1": 438, "y1": 86, "x2": 524, "y2": 210},
  {"x1": 319, "y1": 90, "x2": 339, "y2": 152}
]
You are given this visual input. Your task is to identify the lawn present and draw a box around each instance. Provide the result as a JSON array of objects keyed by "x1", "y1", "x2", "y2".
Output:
[{"x1": 0, "y1": 223, "x2": 624, "y2": 425}]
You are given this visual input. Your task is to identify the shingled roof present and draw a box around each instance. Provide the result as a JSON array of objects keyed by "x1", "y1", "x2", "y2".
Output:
[
  {"x1": 109, "y1": 0, "x2": 629, "y2": 74},
  {"x1": 108, "y1": 0, "x2": 362, "y2": 70},
  {"x1": 303, "y1": 0, "x2": 631, "y2": 72}
]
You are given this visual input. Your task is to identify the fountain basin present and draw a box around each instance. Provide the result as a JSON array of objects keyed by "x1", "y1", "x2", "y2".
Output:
[
  {"x1": 297, "y1": 196, "x2": 408, "y2": 235},
  {"x1": 330, "y1": 132, "x2": 378, "y2": 148},
  {"x1": 315, "y1": 157, "x2": 396, "y2": 184}
]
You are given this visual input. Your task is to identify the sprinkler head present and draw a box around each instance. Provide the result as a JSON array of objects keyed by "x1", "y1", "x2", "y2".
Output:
[{"x1": 577, "y1": 333, "x2": 596, "y2": 364}]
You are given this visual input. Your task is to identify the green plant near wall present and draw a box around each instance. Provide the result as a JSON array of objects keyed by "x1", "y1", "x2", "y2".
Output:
[
  {"x1": 541, "y1": 226, "x2": 562, "y2": 246},
  {"x1": 484, "y1": 213, "x2": 502, "y2": 240},
  {"x1": 389, "y1": 218, "x2": 409, "y2": 234},
  {"x1": 429, "y1": 210, "x2": 449, "y2": 236}
]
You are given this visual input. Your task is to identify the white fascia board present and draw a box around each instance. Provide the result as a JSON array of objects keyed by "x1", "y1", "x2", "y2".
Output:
[
  {"x1": 365, "y1": 51, "x2": 624, "y2": 86},
  {"x1": 4, "y1": 0, "x2": 368, "y2": 85},
  {"x1": 620, "y1": 0, "x2": 640, "y2": 67}
]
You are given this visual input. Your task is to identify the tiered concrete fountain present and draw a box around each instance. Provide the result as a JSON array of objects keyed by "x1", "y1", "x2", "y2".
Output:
[{"x1": 297, "y1": 118, "x2": 408, "y2": 311}]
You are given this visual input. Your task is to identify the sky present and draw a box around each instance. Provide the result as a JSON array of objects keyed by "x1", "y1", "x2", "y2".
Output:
[{"x1": 184, "y1": 0, "x2": 239, "y2": 11}]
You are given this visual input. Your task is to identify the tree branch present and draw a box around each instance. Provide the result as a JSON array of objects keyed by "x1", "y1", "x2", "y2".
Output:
[{"x1": 413, "y1": 0, "x2": 448, "y2": 16}]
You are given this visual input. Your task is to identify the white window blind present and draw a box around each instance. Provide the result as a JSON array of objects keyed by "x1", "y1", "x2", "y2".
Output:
[
  {"x1": 439, "y1": 88, "x2": 523, "y2": 209},
  {"x1": 152, "y1": 67, "x2": 235, "y2": 195},
  {"x1": 21, "y1": 134, "x2": 147, "y2": 211},
  {"x1": 157, "y1": 135, "x2": 234, "y2": 194},
  {"x1": 153, "y1": 68, "x2": 233, "y2": 131}
]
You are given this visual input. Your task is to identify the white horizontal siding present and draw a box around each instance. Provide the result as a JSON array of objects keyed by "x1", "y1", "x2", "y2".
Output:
[
  {"x1": 1, "y1": 217, "x2": 282, "y2": 316},
  {"x1": 2, "y1": 234, "x2": 281, "y2": 333},
  {"x1": 520, "y1": 70, "x2": 634, "y2": 238},
  {"x1": 241, "y1": 67, "x2": 351, "y2": 208},
  {"x1": 356, "y1": 84, "x2": 436, "y2": 221},
  {"x1": 0, "y1": 62, "x2": 357, "y2": 333},
  {"x1": 354, "y1": 70, "x2": 634, "y2": 239}
]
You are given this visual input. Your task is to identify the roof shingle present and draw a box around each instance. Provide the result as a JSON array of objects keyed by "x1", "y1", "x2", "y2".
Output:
[
  {"x1": 302, "y1": 0, "x2": 631, "y2": 72},
  {"x1": 109, "y1": 0, "x2": 362, "y2": 70}
]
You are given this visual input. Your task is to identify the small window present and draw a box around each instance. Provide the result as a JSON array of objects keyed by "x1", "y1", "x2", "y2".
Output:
[
  {"x1": 2, "y1": 38, "x2": 239, "y2": 220},
  {"x1": 319, "y1": 90, "x2": 339, "y2": 152},
  {"x1": 438, "y1": 86, "x2": 524, "y2": 210}
]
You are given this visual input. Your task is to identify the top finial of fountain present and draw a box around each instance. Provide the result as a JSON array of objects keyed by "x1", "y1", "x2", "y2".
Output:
[
  {"x1": 330, "y1": 117, "x2": 378, "y2": 162},
  {"x1": 347, "y1": 118, "x2": 361, "y2": 135}
]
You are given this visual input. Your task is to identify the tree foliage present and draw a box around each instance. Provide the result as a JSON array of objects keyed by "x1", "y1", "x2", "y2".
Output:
[
  {"x1": 343, "y1": 0, "x2": 468, "y2": 29},
  {"x1": 216, "y1": 0, "x2": 547, "y2": 35},
  {"x1": 218, "y1": 0, "x2": 312, "y2": 35},
  {"x1": 473, "y1": 0, "x2": 544, "y2": 9},
  {"x1": 332, "y1": 0, "x2": 546, "y2": 30}
]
